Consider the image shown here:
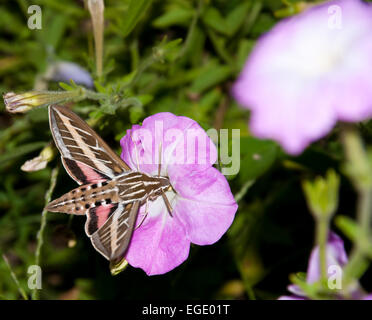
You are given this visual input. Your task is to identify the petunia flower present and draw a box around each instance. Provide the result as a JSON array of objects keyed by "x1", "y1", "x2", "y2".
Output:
[
  {"x1": 279, "y1": 232, "x2": 372, "y2": 300},
  {"x1": 45, "y1": 61, "x2": 94, "y2": 88},
  {"x1": 119, "y1": 112, "x2": 238, "y2": 275},
  {"x1": 232, "y1": 0, "x2": 372, "y2": 155}
]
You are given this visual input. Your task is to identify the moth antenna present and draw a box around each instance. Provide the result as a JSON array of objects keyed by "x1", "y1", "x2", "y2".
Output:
[
  {"x1": 130, "y1": 132, "x2": 140, "y2": 172},
  {"x1": 161, "y1": 190, "x2": 173, "y2": 217},
  {"x1": 158, "y1": 141, "x2": 162, "y2": 176}
]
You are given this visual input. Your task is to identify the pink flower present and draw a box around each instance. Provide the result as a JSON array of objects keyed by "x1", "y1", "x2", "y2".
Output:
[
  {"x1": 232, "y1": 0, "x2": 372, "y2": 155},
  {"x1": 119, "y1": 112, "x2": 238, "y2": 275},
  {"x1": 279, "y1": 232, "x2": 372, "y2": 300}
]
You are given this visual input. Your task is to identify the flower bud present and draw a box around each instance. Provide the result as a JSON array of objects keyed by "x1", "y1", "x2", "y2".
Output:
[
  {"x1": 302, "y1": 169, "x2": 340, "y2": 219},
  {"x1": 21, "y1": 144, "x2": 55, "y2": 172},
  {"x1": 3, "y1": 90, "x2": 81, "y2": 114},
  {"x1": 87, "y1": 0, "x2": 104, "y2": 77}
]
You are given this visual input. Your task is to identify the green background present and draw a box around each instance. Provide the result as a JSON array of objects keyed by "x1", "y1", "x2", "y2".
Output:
[{"x1": 1, "y1": 0, "x2": 371, "y2": 300}]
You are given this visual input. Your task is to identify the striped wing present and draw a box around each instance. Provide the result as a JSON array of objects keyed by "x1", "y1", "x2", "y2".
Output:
[
  {"x1": 90, "y1": 201, "x2": 140, "y2": 261},
  {"x1": 48, "y1": 105, "x2": 131, "y2": 184},
  {"x1": 48, "y1": 105, "x2": 139, "y2": 262}
]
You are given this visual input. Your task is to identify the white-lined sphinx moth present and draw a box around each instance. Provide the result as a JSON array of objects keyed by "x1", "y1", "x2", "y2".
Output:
[{"x1": 46, "y1": 105, "x2": 172, "y2": 264}]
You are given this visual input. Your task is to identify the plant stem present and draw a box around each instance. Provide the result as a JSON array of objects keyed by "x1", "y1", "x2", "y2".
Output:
[
  {"x1": 316, "y1": 216, "x2": 329, "y2": 286},
  {"x1": 234, "y1": 180, "x2": 254, "y2": 203},
  {"x1": 341, "y1": 127, "x2": 372, "y2": 289},
  {"x1": 82, "y1": 87, "x2": 107, "y2": 101},
  {"x1": 342, "y1": 188, "x2": 371, "y2": 285},
  {"x1": 32, "y1": 166, "x2": 59, "y2": 300},
  {"x1": 2, "y1": 254, "x2": 28, "y2": 300}
]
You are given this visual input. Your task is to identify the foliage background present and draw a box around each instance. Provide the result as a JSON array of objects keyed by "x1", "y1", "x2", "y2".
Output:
[{"x1": 0, "y1": 0, "x2": 371, "y2": 300}]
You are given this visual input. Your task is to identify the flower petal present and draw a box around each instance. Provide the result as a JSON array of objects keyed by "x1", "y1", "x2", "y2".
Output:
[
  {"x1": 306, "y1": 232, "x2": 348, "y2": 284},
  {"x1": 232, "y1": 0, "x2": 372, "y2": 155},
  {"x1": 169, "y1": 166, "x2": 237, "y2": 245},
  {"x1": 120, "y1": 112, "x2": 217, "y2": 175},
  {"x1": 125, "y1": 195, "x2": 190, "y2": 276},
  {"x1": 120, "y1": 113, "x2": 236, "y2": 275},
  {"x1": 287, "y1": 284, "x2": 306, "y2": 297},
  {"x1": 278, "y1": 295, "x2": 306, "y2": 300},
  {"x1": 49, "y1": 61, "x2": 94, "y2": 88}
]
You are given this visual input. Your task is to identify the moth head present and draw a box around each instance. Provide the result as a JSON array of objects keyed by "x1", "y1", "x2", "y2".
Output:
[{"x1": 158, "y1": 176, "x2": 171, "y2": 189}]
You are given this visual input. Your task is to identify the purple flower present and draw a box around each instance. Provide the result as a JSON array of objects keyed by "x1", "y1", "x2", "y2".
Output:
[
  {"x1": 119, "y1": 113, "x2": 238, "y2": 275},
  {"x1": 47, "y1": 61, "x2": 94, "y2": 88},
  {"x1": 232, "y1": 0, "x2": 372, "y2": 155},
  {"x1": 279, "y1": 232, "x2": 372, "y2": 300}
]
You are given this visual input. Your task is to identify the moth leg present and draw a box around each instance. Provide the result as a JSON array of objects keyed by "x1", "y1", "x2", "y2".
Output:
[
  {"x1": 161, "y1": 190, "x2": 173, "y2": 217},
  {"x1": 135, "y1": 198, "x2": 149, "y2": 229}
]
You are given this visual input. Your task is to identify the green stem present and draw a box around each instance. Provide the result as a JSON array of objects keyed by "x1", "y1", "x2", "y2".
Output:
[
  {"x1": 2, "y1": 254, "x2": 28, "y2": 300},
  {"x1": 342, "y1": 188, "x2": 372, "y2": 286},
  {"x1": 82, "y1": 87, "x2": 107, "y2": 101},
  {"x1": 316, "y1": 216, "x2": 329, "y2": 287},
  {"x1": 123, "y1": 55, "x2": 157, "y2": 90},
  {"x1": 341, "y1": 127, "x2": 372, "y2": 289},
  {"x1": 32, "y1": 166, "x2": 59, "y2": 300},
  {"x1": 234, "y1": 180, "x2": 254, "y2": 203}
]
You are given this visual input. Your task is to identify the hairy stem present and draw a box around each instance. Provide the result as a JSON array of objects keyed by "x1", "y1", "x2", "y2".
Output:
[
  {"x1": 2, "y1": 254, "x2": 28, "y2": 300},
  {"x1": 32, "y1": 166, "x2": 59, "y2": 300}
]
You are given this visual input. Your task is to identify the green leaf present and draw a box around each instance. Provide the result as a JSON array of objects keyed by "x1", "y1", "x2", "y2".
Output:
[
  {"x1": 43, "y1": 14, "x2": 67, "y2": 48},
  {"x1": 153, "y1": 7, "x2": 193, "y2": 28},
  {"x1": 226, "y1": 2, "x2": 251, "y2": 36},
  {"x1": 335, "y1": 215, "x2": 358, "y2": 242},
  {"x1": 129, "y1": 104, "x2": 144, "y2": 123},
  {"x1": 121, "y1": 0, "x2": 153, "y2": 38},
  {"x1": 335, "y1": 215, "x2": 372, "y2": 259},
  {"x1": 93, "y1": 81, "x2": 106, "y2": 93},
  {"x1": 58, "y1": 82, "x2": 74, "y2": 91},
  {"x1": 239, "y1": 137, "x2": 278, "y2": 183},
  {"x1": 202, "y1": 7, "x2": 228, "y2": 36},
  {"x1": 190, "y1": 63, "x2": 233, "y2": 94},
  {"x1": 250, "y1": 13, "x2": 276, "y2": 37},
  {"x1": 237, "y1": 39, "x2": 255, "y2": 69},
  {"x1": 136, "y1": 94, "x2": 153, "y2": 106}
]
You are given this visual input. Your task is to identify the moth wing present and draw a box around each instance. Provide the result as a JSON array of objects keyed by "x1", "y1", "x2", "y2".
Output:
[
  {"x1": 48, "y1": 105, "x2": 131, "y2": 183},
  {"x1": 89, "y1": 201, "x2": 140, "y2": 261},
  {"x1": 85, "y1": 203, "x2": 119, "y2": 235},
  {"x1": 61, "y1": 157, "x2": 109, "y2": 185}
]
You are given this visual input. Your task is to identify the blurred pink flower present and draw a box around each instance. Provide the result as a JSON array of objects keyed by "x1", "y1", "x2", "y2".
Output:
[
  {"x1": 120, "y1": 112, "x2": 238, "y2": 275},
  {"x1": 232, "y1": 0, "x2": 372, "y2": 155},
  {"x1": 279, "y1": 232, "x2": 372, "y2": 300}
]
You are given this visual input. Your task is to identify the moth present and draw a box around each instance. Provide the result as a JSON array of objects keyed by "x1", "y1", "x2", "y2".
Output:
[{"x1": 46, "y1": 105, "x2": 173, "y2": 265}]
